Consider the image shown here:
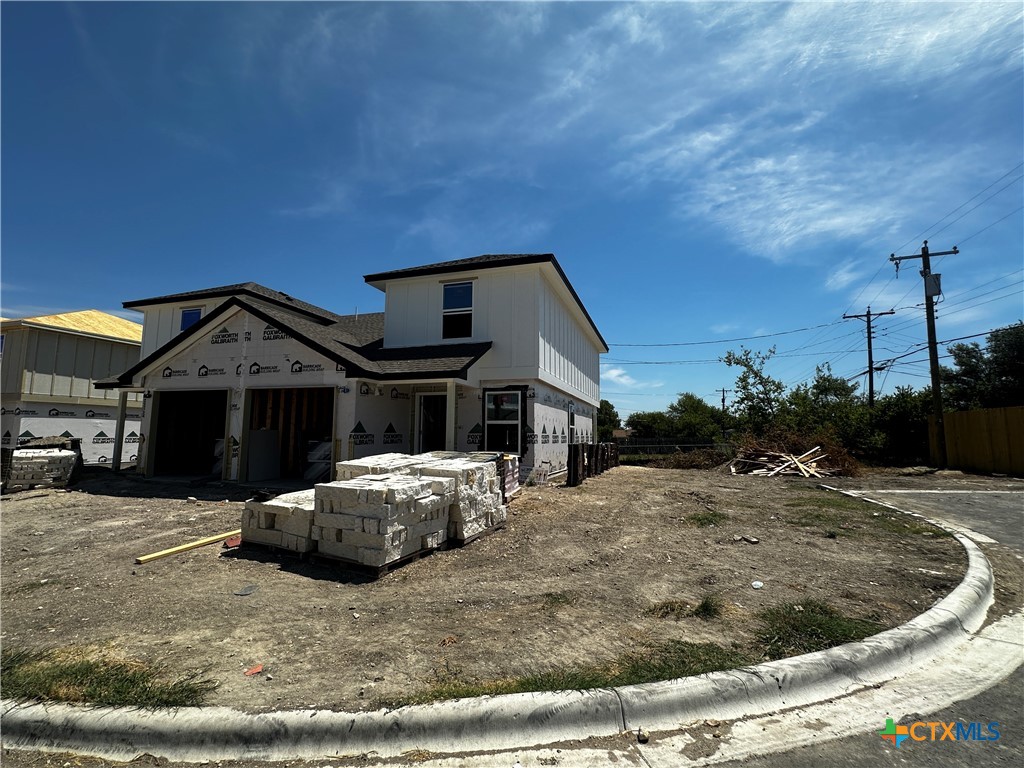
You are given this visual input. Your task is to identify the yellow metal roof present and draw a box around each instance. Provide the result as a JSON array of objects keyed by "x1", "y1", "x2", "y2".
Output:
[{"x1": 3, "y1": 310, "x2": 142, "y2": 343}]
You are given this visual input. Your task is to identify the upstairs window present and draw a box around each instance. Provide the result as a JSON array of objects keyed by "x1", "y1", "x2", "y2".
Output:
[
  {"x1": 442, "y1": 281, "x2": 472, "y2": 339},
  {"x1": 180, "y1": 307, "x2": 203, "y2": 331}
]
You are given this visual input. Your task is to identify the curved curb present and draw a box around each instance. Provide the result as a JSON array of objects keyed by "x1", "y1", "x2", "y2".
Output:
[{"x1": 1, "y1": 527, "x2": 994, "y2": 763}]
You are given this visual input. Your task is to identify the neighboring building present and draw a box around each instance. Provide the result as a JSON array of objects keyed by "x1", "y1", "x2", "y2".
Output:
[
  {"x1": 97, "y1": 254, "x2": 608, "y2": 482},
  {"x1": 0, "y1": 310, "x2": 144, "y2": 465}
]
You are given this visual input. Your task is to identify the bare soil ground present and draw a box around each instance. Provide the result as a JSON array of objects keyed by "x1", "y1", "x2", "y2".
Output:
[{"x1": 1, "y1": 465, "x2": 970, "y2": 713}]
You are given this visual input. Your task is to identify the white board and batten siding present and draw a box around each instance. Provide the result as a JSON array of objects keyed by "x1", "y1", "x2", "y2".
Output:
[
  {"x1": 381, "y1": 264, "x2": 601, "y2": 407},
  {"x1": 138, "y1": 299, "x2": 228, "y2": 357}
]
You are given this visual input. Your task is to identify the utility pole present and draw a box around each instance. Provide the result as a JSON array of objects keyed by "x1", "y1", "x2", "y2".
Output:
[
  {"x1": 717, "y1": 388, "x2": 731, "y2": 413},
  {"x1": 843, "y1": 306, "x2": 895, "y2": 408},
  {"x1": 889, "y1": 240, "x2": 960, "y2": 468}
]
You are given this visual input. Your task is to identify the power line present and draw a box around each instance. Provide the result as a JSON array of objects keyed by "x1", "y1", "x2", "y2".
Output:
[
  {"x1": 607, "y1": 320, "x2": 843, "y2": 347},
  {"x1": 958, "y1": 205, "x2": 1024, "y2": 245}
]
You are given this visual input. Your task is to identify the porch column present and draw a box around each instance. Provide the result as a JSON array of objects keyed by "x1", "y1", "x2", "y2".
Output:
[
  {"x1": 445, "y1": 380, "x2": 457, "y2": 451},
  {"x1": 111, "y1": 390, "x2": 129, "y2": 472}
]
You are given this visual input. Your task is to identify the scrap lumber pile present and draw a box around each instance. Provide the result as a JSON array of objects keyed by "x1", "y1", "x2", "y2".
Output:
[
  {"x1": 240, "y1": 451, "x2": 508, "y2": 571},
  {"x1": 729, "y1": 446, "x2": 834, "y2": 478}
]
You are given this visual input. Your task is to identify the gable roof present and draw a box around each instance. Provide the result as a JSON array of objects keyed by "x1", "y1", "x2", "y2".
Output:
[
  {"x1": 122, "y1": 282, "x2": 342, "y2": 324},
  {"x1": 96, "y1": 296, "x2": 491, "y2": 388},
  {"x1": 1, "y1": 310, "x2": 142, "y2": 343},
  {"x1": 363, "y1": 253, "x2": 608, "y2": 351}
]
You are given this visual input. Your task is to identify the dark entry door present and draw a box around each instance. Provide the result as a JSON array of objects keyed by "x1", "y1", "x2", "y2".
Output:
[{"x1": 419, "y1": 394, "x2": 447, "y2": 452}]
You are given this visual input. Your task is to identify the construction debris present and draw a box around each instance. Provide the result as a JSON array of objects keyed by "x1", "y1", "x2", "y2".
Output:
[
  {"x1": 728, "y1": 446, "x2": 835, "y2": 478},
  {"x1": 240, "y1": 451, "x2": 511, "y2": 573},
  {"x1": 134, "y1": 529, "x2": 243, "y2": 564}
]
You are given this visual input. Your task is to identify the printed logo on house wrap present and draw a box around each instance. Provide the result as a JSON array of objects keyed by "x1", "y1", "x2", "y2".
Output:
[
  {"x1": 85, "y1": 410, "x2": 110, "y2": 418},
  {"x1": 93, "y1": 431, "x2": 115, "y2": 445},
  {"x1": 198, "y1": 365, "x2": 226, "y2": 377},
  {"x1": 880, "y1": 718, "x2": 1001, "y2": 748},
  {"x1": 211, "y1": 326, "x2": 238, "y2": 344},
  {"x1": 1, "y1": 431, "x2": 11, "y2": 445},
  {"x1": 262, "y1": 324, "x2": 289, "y2": 341},
  {"x1": 125, "y1": 431, "x2": 141, "y2": 444},
  {"x1": 49, "y1": 408, "x2": 76, "y2": 417},
  {"x1": 290, "y1": 360, "x2": 324, "y2": 374},
  {"x1": 383, "y1": 423, "x2": 403, "y2": 445},
  {"x1": 162, "y1": 366, "x2": 189, "y2": 378},
  {"x1": 247, "y1": 362, "x2": 280, "y2": 375},
  {"x1": 349, "y1": 421, "x2": 375, "y2": 445}
]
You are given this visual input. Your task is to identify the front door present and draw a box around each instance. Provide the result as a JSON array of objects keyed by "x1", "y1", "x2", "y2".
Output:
[{"x1": 418, "y1": 394, "x2": 447, "y2": 453}]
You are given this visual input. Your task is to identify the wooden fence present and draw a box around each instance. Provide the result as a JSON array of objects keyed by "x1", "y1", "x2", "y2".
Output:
[{"x1": 930, "y1": 406, "x2": 1024, "y2": 475}]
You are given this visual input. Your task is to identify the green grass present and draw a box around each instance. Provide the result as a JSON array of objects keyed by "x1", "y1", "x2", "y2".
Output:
[
  {"x1": 691, "y1": 595, "x2": 724, "y2": 620},
  {"x1": 647, "y1": 595, "x2": 723, "y2": 621},
  {"x1": 689, "y1": 510, "x2": 726, "y2": 527},
  {"x1": 781, "y1": 493, "x2": 951, "y2": 537},
  {"x1": 757, "y1": 600, "x2": 882, "y2": 660},
  {"x1": 387, "y1": 640, "x2": 751, "y2": 707},
  {"x1": 539, "y1": 591, "x2": 575, "y2": 609},
  {"x1": 1, "y1": 647, "x2": 218, "y2": 707}
]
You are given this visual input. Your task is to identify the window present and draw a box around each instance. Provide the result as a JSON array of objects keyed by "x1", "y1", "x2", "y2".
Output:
[
  {"x1": 484, "y1": 390, "x2": 521, "y2": 455},
  {"x1": 180, "y1": 307, "x2": 203, "y2": 331},
  {"x1": 442, "y1": 281, "x2": 472, "y2": 339}
]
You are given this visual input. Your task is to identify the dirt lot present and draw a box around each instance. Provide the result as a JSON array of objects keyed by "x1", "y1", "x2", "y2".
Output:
[{"x1": 0, "y1": 465, "x2": 976, "y2": 713}]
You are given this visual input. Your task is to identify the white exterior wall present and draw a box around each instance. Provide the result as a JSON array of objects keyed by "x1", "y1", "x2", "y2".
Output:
[
  {"x1": 137, "y1": 299, "x2": 229, "y2": 357},
  {"x1": 380, "y1": 264, "x2": 601, "y2": 406},
  {"x1": 522, "y1": 381, "x2": 596, "y2": 476},
  {"x1": 537, "y1": 273, "x2": 601, "y2": 406},
  {"x1": 341, "y1": 382, "x2": 415, "y2": 459},
  {"x1": 1, "y1": 404, "x2": 143, "y2": 466}
]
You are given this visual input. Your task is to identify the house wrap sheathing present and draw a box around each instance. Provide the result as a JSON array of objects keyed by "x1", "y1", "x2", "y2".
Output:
[{"x1": 97, "y1": 254, "x2": 607, "y2": 482}]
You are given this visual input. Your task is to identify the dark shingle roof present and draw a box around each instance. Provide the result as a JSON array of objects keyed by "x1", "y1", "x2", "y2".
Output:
[
  {"x1": 363, "y1": 254, "x2": 557, "y2": 283},
  {"x1": 123, "y1": 282, "x2": 343, "y2": 324},
  {"x1": 97, "y1": 294, "x2": 491, "y2": 388}
]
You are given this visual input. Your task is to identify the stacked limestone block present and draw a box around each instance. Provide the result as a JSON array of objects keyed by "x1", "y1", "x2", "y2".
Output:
[
  {"x1": 334, "y1": 453, "x2": 424, "y2": 480},
  {"x1": 6, "y1": 449, "x2": 78, "y2": 490},
  {"x1": 241, "y1": 489, "x2": 316, "y2": 553},
  {"x1": 312, "y1": 473, "x2": 456, "y2": 567},
  {"x1": 415, "y1": 457, "x2": 508, "y2": 542}
]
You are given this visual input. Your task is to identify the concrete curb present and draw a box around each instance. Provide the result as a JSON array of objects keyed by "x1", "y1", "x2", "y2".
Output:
[{"x1": 1, "y1": 503, "x2": 995, "y2": 762}]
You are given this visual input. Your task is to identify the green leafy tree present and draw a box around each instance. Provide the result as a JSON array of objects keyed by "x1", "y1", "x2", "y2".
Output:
[
  {"x1": 624, "y1": 410, "x2": 676, "y2": 440},
  {"x1": 722, "y1": 346, "x2": 786, "y2": 435},
  {"x1": 942, "y1": 322, "x2": 1024, "y2": 410},
  {"x1": 666, "y1": 392, "x2": 731, "y2": 444},
  {"x1": 596, "y1": 399, "x2": 621, "y2": 442},
  {"x1": 872, "y1": 386, "x2": 932, "y2": 464}
]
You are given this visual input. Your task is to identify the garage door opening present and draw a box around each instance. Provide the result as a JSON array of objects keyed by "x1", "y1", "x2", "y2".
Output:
[
  {"x1": 152, "y1": 390, "x2": 228, "y2": 476},
  {"x1": 245, "y1": 387, "x2": 334, "y2": 482}
]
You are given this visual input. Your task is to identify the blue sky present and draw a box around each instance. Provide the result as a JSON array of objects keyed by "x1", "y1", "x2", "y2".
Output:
[{"x1": 3, "y1": 1, "x2": 1022, "y2": 420}]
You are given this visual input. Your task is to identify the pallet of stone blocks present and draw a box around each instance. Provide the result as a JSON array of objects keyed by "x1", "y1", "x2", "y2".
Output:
[
  {"x1": 4, "y1": 449, "x2": 78, "y2": 491},
  {"x1": 414, "y1": 457, "x2": 507, "y2": 542},
  {"x1": 241, "y1": 489, "x2": 316, "y2": 553},
  {"x1": 313, "y1": 473, "x2": 455, "y2": 567}
]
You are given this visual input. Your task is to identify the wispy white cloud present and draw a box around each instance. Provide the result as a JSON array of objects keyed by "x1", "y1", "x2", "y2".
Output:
[
  {"x1": 709, "y1": 323, "x2": 739, "y2": 335},
  {"x1": 826, "y1": 262, "x2": 865, "y2": 293},
  {"x1": 278, "y1": 181, "x2": 352, "y2": 218},
  {"x1": 600, "y1": 365, "x2": 664, "y2": 390}
]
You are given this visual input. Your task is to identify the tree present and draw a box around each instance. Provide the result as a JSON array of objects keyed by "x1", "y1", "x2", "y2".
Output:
[
  {"x1": 942, "y1": 323, "x2": 1024, "y2": 410},
  {"x1": 782, "y1": 365, "x2": 872, "y2": 451},
  {"x1": 596, "y1": 399, "x2": 621, "y2": 442},
  {"x1": 666, "y1": 392, "x2": 731, "y2": 444},
  {"x1": 624, "y1": 410, "x2": 675, "y2": 440},
  {"x1": 722, "y1": 346, "x2": 786, "y2": 434}
]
